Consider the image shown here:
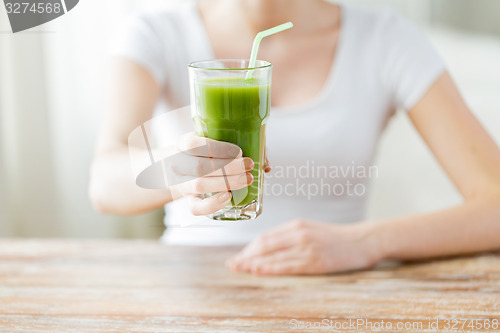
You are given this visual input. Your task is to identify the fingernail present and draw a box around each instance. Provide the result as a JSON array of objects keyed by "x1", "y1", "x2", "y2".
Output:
[
  {"x1": 240, "y1": 173, "x2": 253, "y2": 185},
  {"x1": 242, "y1": 158, "x2": 254, "y2": 171},
  {"x1": 218, "y1": 192, "x2": 231, "y2": 202},
  {"x1": 265, "y1": 166, "x2": 271, "y2": 173}
]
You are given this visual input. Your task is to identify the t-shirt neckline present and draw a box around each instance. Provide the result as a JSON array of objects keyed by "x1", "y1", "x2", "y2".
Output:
[{"x1": 190, "y1": 3, "x2": 348, "y2": 115}]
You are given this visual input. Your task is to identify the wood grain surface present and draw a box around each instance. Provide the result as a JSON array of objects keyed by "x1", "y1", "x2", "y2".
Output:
[{"x1": 0, "y1": 239, "x2": 499, "y2": 332}]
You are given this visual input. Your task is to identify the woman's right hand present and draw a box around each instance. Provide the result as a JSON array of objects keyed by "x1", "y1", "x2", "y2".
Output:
[{"x1": 169, "y1": 132, "x2": 255, "y2": 216}]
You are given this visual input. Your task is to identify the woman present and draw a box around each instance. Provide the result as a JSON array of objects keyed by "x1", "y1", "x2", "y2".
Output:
[{"x1": 90, "y1": 0, "x2": 500, "y2": 275}]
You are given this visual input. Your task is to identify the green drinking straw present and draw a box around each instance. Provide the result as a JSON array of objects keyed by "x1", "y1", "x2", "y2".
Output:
[{"x1": 246, "y1": 21, "x2": 294, "y2": 80}]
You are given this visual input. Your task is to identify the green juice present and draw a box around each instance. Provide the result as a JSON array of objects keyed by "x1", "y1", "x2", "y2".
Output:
[{"x1": 193, "y1": 78, "x2": 270, "y2": 207}]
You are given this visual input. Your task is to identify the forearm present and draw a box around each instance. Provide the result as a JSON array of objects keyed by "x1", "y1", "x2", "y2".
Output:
[
  {"x1": 373, "y1": 198, "x2": 500, "y2": 261},
  {"x1": 89, "y1": 147, "x2": 173, "y2": 215}
]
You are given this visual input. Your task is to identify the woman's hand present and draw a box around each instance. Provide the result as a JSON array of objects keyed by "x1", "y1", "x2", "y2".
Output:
[
  {"x1": 167, "y1": 132, "x2": 271, "y2": 216},
  {"x1": 226, "y1": 219, "x2": 383, "y2": 275},
  {"x1": 168, "y1": 132, "x2": 255, "y2": 216}
]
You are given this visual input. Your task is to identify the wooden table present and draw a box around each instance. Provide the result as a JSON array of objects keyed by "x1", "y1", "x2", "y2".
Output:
[{"x1": 0, "y1": 240, "x2": 499, "y2": 332}]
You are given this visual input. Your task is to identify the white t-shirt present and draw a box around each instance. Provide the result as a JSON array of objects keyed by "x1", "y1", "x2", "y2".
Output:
[{"x1": 112, "y1": 2, "x2": 445, "y2": 245}]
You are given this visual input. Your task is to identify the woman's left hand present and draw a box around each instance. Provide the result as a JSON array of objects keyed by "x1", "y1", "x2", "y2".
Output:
[{"x1": 226, "y1": 219, "x2": 383, "y2": 275}]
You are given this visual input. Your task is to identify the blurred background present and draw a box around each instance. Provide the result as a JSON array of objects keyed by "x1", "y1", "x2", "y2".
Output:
[{"x1": 1, "y1": 0, "x2": 499, "y2": 239}]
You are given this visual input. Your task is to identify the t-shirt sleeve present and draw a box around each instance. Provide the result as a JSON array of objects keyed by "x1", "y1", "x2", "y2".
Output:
[
  {"x1": 378, "y1": 9, "x2": 446, "y2": 111},
  {"x1": 110, "y1": 13, "x2": 167, "y2": 86}
]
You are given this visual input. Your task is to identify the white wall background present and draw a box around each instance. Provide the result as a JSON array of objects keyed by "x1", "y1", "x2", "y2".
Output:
[{"x1": 1, "y1": 0, "x2": 499, "y2": 238}]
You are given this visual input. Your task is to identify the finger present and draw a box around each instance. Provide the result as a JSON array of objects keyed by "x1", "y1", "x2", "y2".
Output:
[
  {"x1": 228, "y1": 249, "x2": 308, "y2": 275},
  {"x1": 178, "y1": 132, "x2": 242, "y2": 158},
  {"x1": 173, "y1": 155, "x2": 254, "y2": 177},
  {"x1": 229, "y1": 230, "x2": 300, "y2": 263},
  {"x1": 234, "y1": 247, "x2": 299, "y2": 273},
  {"x1": 254, "y1": 259, "x2": 308, "y2": 276},
  {"x1": 179, "y1": 172, "x2": 253, "y2": 195},
  {"x1": 264, "y1": 149, "x2": 271, "y2": 173},
  {"x1": 187, "y1": 192, "x2": 232, "y2": 216},
  {"x1": 234, "y1": 220, "x2": 309, "y2": 258},
  {"x1": 251, "y1": 250, "x2": 302, "y2": 275}
]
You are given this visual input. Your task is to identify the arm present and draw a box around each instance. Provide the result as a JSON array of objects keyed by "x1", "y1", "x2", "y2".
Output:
[
  {"x1": 90, "y1": 58, "x2": 252, "y2": 215},
  {"x1": 228, "y1": 72, "x2": 500, "y2": 275},
  {"x1": 89, "y1": 58, "x2": 172, "y2": 214},
  {"x1": 376, "y1": 71, "x2": 500, "y2": 260}
]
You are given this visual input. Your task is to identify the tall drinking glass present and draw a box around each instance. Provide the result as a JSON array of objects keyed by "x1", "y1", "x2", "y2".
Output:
[{"x1": 188, "y1": 60, "x2": 272, "y2": 221}]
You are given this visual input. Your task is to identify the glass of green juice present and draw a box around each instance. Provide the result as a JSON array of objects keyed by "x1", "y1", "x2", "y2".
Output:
[{"x1": 188, "y1": 59, "x2": 272, "y2": 221}]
